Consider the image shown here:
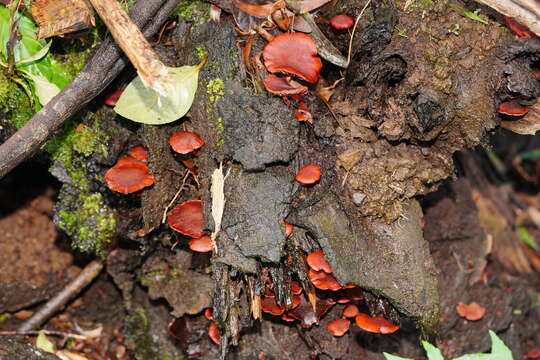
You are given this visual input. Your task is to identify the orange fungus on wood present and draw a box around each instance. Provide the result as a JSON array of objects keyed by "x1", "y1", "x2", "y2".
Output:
[
  {"x1": 455, "y1": 302, "x2": 486, "y2": 321},
  {"x1": 330, "y1": 14, "x2": 354, "y2": 30},
  {"x1": 355, "y1": 313, "x2": 400, "y2": 334},
  {"x1": 262, "y1": 32, "x2": 322, "y2": 83},
  {"x1": 169, "y1": 131, "x2": 205, "y2": 154},
  {"x1": 105, "y1": 162, "x2": 154, "y2": 194},
  {"x1": 308, "y1": 268, "x2": 341, "y2": 291},
  {"x1": 498, "y1": 100, "x2": 529, "y2": 116},
  {"x1": 167, "y1": 200, "x2": 204, "y2": 238},
  {"x1": 342, "y1": 304, "x2": 359, "y2": 318},
  {"x1": 189, "y1": 235, "x2": 213, "y2": 253},
  {"x1": 296, "y1": 164, "x2": 321, "y2": 185},
  {"x1": 327, "y1": 318, "x2": 350, "y2": 336},
  {"x1": 208, "y1": 322, "x2": 221, "y2": 344},
  {"x1": 306, "y1": 251, "x2": 333, "y2": 273},
  {"x1": 263, "y1": 74, "x2": 308, "y2": 95},
  {"x1": 129, "y1": 146, "x2": 149, "y2": 162}
]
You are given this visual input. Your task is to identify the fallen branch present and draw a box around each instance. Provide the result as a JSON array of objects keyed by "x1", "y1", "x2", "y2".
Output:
[
  {"x1": 0, "y1": 0, "x2": 179, "y2": 179},
  {"x1": 475, "y1": 0, "x2": 540, "y2": 35},
  {"x1": 88, "y1": 0, "x2": 173, "y2": 96},
  {"x1": 0, "y1": 330, "x2": 87, "y2": 340},
  {"x1": 18, "y1": 260, "x2": 104, "y2": 331}
]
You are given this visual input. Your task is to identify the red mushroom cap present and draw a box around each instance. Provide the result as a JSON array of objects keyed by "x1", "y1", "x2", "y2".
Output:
[
  {"x1": 330, "y1": 14, "x2": 355, "y2": 30},
  {"x1": 308, "y1": 268, "x2": 342, "y2": 291},
  {"x1": 105, "y1": 163, "x2": 154, "y2": 194},
  {"x1": 208, "y1": 322, "x2": 221, "y2": 344},
  {"x1": 281, "y1": 313, "x2": 296, "y2": 322},
  {"x1": 295, "y1": 101, "x2": 313, "y2": 123},
  {"x1": 263, "y1": 33, "x2": 322, "y2": 83},
  {"x1": 290, "y1": 280, "x2": 303, "y2": 295},
  {"x1": 116, "y1": 156, "x2": 145, "y2": 166},
  {"x1": 355, "y1": 313, "x2": 400, "y2": 334},
  {"x1": 204, "y1": 308, "x2": 213, "y2": 320},
  {"x1": 327, "y1": 318, "x2": 350, "y2": 337},
  {"x1": 306, "y1": 251, "x2": 333, "y2": 273},
  {"x1": 189, "y1": 235, "x2": 213, "y2": 253},
  {"x1": 455, "y1": 302, "x2": 486, "y2": 321},
  {"x1": 498, "y1": 100, "x2": 528, "y2": 116},
  {"x1": 104, "y1": 89, "x2": 123, "y2": 106},
  {"x1": 262, "y1": 296, "x2": 285, "y2": 315},
  {"x1": 129, "y1": 146, "x2": 149, "y2": 162},
  {"x1": 169, "y1": 131, "x2": 205, "y2": 154},
  {"x1": 284, "y1": 221, "x2": 294, "y2": 238},
  {"x1": 263, "y1": 75, "x2": 308, "y2": 96},
  {"x1": 342, "y1": 304, "x2": 359, "y2": 318},
  {"x1": 504, "y1": 16, "x2": 536, "y2": 38},
  {"x1": 167, "y1": 200, "x2": 204, "y2": 238},
  {"x1": 295, "y1": 164, "x2": 321, "y2": 185}
]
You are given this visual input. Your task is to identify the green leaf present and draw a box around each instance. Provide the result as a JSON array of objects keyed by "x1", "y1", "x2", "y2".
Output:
[
  {"x1": 36, "y1": 331, "x2": 55, "y2": 354},
  {"x1": 15, "y1": 40, "x2": 51, "y2": 65},
  {"x1": 114, "y1": 60, "x2": 206, "y2": 125},
  {"x1": 21, "y1": 70, "x2": 60, "y2": 105},
  {"x1": 488, "y1": 330, "x2": 513, "y2": 360},
  {"x1": 383, "y1": 352, "x2": 412, "y2": 360},
  {"x1": 463, "y1": 9, "x2": 488, "y2": 25},
  {"x1": 517, "y1": 227, "x2": 540, "y2": 251},
  {"x1": 422, "y1": 341, "x2": 444, "y2": 360},
  {"x1": 0, "y1": 5, "x2": 71, "y2": 88},
  {"x1": 519, "y1": 149, "x2": 540, "y2": 161}
]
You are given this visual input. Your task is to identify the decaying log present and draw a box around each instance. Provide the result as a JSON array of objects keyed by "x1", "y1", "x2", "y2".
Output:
[
  {"x1": 31, "y1": 0, "x2": 95, "y2": 39},
  {"x1": 0, "y1": 0, "x2": 179, "y2": 180}
]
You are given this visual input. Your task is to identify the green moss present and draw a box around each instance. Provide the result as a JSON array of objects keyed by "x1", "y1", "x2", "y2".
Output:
[
  {"x1": 174, "y1": 0, "x2": 210, "y2": 25},
  {"x1": 206, "y1": 78, "x2": 224, "y2": 103},
  {"x1": 56, "y1": 191, "x2": 116, "y2": 257},
  {"x1": 0, "y1": 70, "x2": 35, "y2": 128},
  {"x1": 195, "y1": 46, "x2": 207, "y2": 60},
  {"x1": 124, "y1": 307, "x2": 184, "y2": 360}
]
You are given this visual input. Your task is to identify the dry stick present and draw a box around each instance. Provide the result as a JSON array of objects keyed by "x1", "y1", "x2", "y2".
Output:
[
  {"x1": 87, "y1": 0, "x2": 173, "y2": 96},
  {"x1": 475, "y1": 0, "x2": 540, "y2": 36},
  {"x1": 0, "y1": 330, "x2": 87, "y2": 340},
  {"x1": 18, "y1": 260, "x2": 104, "y2": 332},
  {"x1": 0, "y1": 0, "x2": 179, "y2": 180}
]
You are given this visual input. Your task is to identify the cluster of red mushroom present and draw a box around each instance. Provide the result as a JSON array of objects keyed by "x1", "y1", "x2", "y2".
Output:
[
  {"x1": 105, "y1": 145, "x2": 154, "y2": 194},
  {"x1": 166, "y1": 131, "x2": 211, "y2": 253},
  {"x1": 305, "y1": 251, "x2": 400, "y2": 336}
]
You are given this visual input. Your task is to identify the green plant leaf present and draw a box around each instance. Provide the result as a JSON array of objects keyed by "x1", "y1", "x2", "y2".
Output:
[
  {"x1": 422, "y1": 341, "x2": 444, "y2": 360},
  {"x1": 15, "y1": 40, "x2": 51, "y2": 65},
  {"x1": 454, "y1": 331, "x2": 513, "y2": 360},
  {"x1": 517, "y1": 227, "x2": 540, "y2": 251},
  {"x1": 36, "y1": 331, "x2": 55, "y2": 354},
  {"x1": 383, "y1": 353, "x2": 412, "y2": 360},
  {"x1": 0, "y1": 5, "x2": 71, "y2": 88},
  {"x1": 21, "y1": 70, "x2": 60, "y2": 105},
  {"x1": 114, "y1": 60, "x2": 206, "y2": 125}
]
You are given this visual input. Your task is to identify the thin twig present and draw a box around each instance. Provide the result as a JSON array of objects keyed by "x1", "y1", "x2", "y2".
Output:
[
  {"x1": 347, "y1": 0, "x2": 372, "y2": 65},
  {"x1": 162, "y1": 169, "x2": 190, "y2": 223},
  {"x1": 18, "y1": 260, "x2": 104, "y2": 332},
  {"x1": 0, "y1": 330, "x2": 87, "y2": 340},
  {"x1": 0, "y1": 0, "x2": 180, "y2": 180}
]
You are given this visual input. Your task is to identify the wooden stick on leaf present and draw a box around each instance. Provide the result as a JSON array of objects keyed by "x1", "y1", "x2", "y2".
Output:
[{"x1": 87, "y1": 0, "x2": 174, "y2": 96}]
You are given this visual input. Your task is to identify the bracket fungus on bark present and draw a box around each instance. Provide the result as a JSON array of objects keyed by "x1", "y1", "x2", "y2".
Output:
[
  {"x1": 306, "y1": 251, "x2": 333, "y2": 273},
  {"x1": 355, "y1": 313, "x2": 400, "y2": 334},
  {"x1": 167, "y1": 200, "x2": 204, "y2": 238},
  {"x1": 295, "y1": 164, "x2": 321, "y2": 185},
  {"x1": 499, "y1": 100, "x2": 529, "y2": 116},
  {"x1": 129, "y1": 145, "x2": 148, "y2": 162},
  {"x1": 169, "y1": 131, "x2": 205, "y2": 154},
  {"x1": 327, "y1": 318, "x2": 350, "y2": 337},
  {"x1": 262, "y1": 32, "x2": 322, "y2": 83},
  {"x1": 263, "y1": 74, "x2": 308, "y2": 95},
  {"x1": 329, "y1": 14, "x2": 354, "y2": 30},
  {"x1": 105, "y1": 161, "x2": 154, "y2": 194},
  {"x1": 189, "y1": 235, "x2": 213, "y2": 253}
]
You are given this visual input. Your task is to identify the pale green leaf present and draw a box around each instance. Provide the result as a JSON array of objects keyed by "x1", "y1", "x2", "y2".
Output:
[
  {"x1": 489, "y1": 330, "x2": 513, "y2": 360},
  {"x1": 517, "y1": 227, "x2": 540, "y2": 251},
  {"x1": 114, "y1": 60, "x2": 206, "y2": 125},
  {"x1": 15, "y1": 40, "x2": 51, "y2": 65},
  {"x1": 36, "y1": 331, "x2": 55, "y2": 354},
  {"x1": 422, "y1": 341, "x2": 444, "y2": 360},
  {"x1": 22, "y1": 71, "x2": 60, "y2": 105},
  {"x1": 383, "y1": 352, "x2": 412, "y2": 360}
]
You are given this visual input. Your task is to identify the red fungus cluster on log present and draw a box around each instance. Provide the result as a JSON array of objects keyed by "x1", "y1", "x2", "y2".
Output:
[
  {"x1": 105, "y1": 145, "x2": 154, "y2": 194},
  {"x1": 329, "y1": 14, "x2": 354, "y2": 30}
]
